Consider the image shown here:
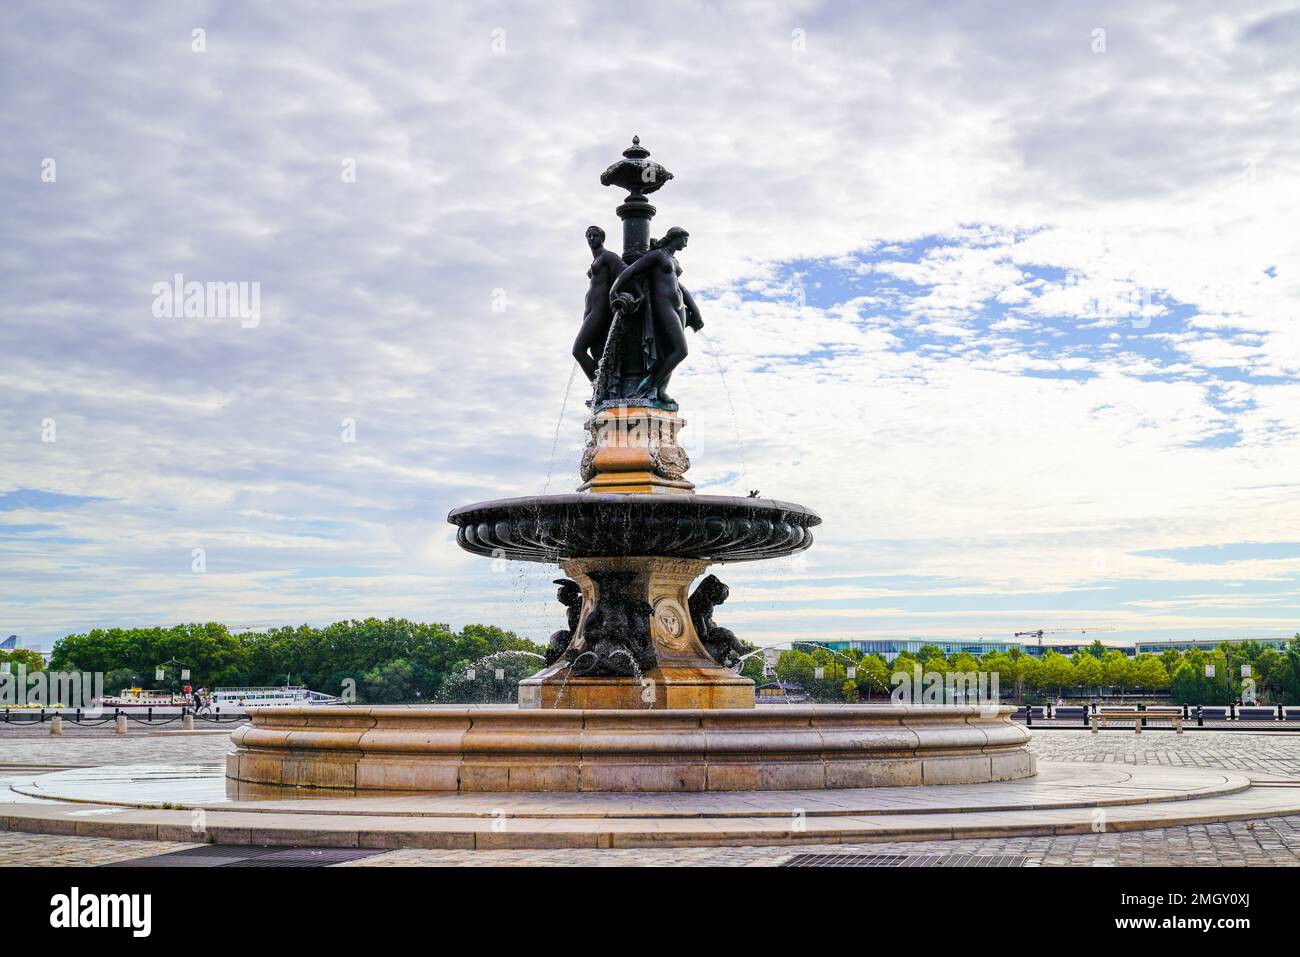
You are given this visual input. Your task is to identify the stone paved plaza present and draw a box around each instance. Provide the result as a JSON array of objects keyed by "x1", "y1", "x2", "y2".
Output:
[{"x1": 4, "y1": 725, "x2": 1300, "y2": 866}]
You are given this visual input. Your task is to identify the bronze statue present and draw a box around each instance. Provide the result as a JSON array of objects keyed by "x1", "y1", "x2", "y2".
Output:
[
  {"x1": 689, "y1": 574, "x2": 745, "y2": 668},
  {"x1": 607, "y1": 226, "x2": 702, "y2": 410},
  {"x1": 567, "y1": 569, "x2": 656, "y2": 677},
  {"x1": 572, "y1": 227, "x2": 626, "y2": 381},
  {"x1": 544, "y1": 578, "x2": 583, "y2": 665}
]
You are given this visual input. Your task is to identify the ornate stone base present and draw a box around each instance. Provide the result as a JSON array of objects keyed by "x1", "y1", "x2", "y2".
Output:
[
  {"x1": 227, "y1": 704, "x2": 1036, "y2": 793},
  {"x1": 536, "y1": 555, "x2": 755, "y2": 709},
  {"x1": 579, "y1": 405, "x2": 694, "y2": 494}
]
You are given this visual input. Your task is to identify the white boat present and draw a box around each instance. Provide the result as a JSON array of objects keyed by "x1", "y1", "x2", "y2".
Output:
[
  {"x1": 98, "y1": 688, "x2": 192, "y2": 708},
  {"x1": 207, "y1": 686, "x2": 342, "y2": 709}
]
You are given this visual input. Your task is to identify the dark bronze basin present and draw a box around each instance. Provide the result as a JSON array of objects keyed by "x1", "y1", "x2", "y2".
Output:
[{"x1": 447, "y1": 493, "x2": 821, "y2": 564}]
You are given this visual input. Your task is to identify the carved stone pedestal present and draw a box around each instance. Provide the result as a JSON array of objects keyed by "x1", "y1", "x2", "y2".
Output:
[
  {"x1": 579, "y1": 406, "x2": 694, "y2": 494},
  {"x1": 518, "y1": 556, "x2": 755, "y2": 710}
]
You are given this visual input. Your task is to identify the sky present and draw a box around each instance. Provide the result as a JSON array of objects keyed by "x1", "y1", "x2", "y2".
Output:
[{"x1": 2, "y1": 1, "x2": 1299, "y2": 651}]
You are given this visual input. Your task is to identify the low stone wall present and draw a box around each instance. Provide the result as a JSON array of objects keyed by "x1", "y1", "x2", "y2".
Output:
[{"x1": 227, "y1": 704, "x2": 1035, "y2": 793}]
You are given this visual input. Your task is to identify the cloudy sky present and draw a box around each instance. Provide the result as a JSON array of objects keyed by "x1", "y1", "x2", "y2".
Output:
[{"x1": 3, "y1": 1, "x2": 1299, "y2": 651}]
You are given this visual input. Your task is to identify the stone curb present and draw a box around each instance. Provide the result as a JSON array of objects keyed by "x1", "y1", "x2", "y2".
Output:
[{"x1": 4, "y1": 778, "x2": 1299, "y2": 850}]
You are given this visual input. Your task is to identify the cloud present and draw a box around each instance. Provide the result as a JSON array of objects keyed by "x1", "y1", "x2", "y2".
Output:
[{"x1": 2, "y1": 1, "x2": 1298, "y2": 648}]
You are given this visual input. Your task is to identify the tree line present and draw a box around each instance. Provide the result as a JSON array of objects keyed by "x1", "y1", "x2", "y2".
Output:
[
  {"x1": 45, "y1": 620, "x2": 544, "y2": 704},
  {"x1": 748, "y1": 637, "x2": 1300, "y2": 705},
  {"x1": 35, "y1": 624, "x2": 1300, "y2": 707}
]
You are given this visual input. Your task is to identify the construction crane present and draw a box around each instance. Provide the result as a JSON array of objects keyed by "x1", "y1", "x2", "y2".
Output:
[{"x1": 1014, "y1": 626, "x2": 1115, "y2": 652}]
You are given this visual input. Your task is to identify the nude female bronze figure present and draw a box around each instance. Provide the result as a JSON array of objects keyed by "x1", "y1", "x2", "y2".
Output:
[
  {"x1": 572, "y1": 226, "x2": 626, "y2": 381},
  {"x1": 607, "y1": 226, "x2": 702, "y2": 409}
]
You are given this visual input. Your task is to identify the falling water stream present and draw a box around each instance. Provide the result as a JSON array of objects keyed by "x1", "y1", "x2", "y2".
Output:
[
  {"x1": 733, "y1": 645, "x2": 793, "y2": 703},
  {"x1": 698, "y1": 329, "x2": 750, "y2": 490},
  {"x1": 553, "y1": 651, "x2": 596, "y2": 708},
  {"x1": 542, "y1": 362, "x2": 580, "y2": 494}
]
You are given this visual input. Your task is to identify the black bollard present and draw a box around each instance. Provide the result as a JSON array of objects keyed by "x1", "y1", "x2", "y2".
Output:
[
  {"x1": 1082, "y1": 706, "x2": 1089, "y2": 727},
  {"x1": 1139, "y1": 701, "x2": 1147, "y2": 729},
  {"x1": 1229, "y1": 701, "x2": 1236, "y2": 720},
  {"x1": 147, "y1": 707, "x2": 153, "y2": 722},
  {"x1": 1182, "y1": 703, "x2": 1189, "y2": 719},
  {"x1": 1279, "y1": 702, "x2": 1285, "y2": 721},
  {"x1": 75, "y1": 708, "x2": 81, "y2": 723},
  {"x1": 1196, "y1": 705, "x2": 1204, "y2": 727},
  {"x1": 1026, "y1": 705, "x2": 1033, "y2": 726},
  {"x1": 40, "y1": 708, "x2": 45, "y2": 723}
]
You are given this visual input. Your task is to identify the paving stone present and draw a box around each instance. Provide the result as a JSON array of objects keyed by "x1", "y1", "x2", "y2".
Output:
[
  {"x1": 3, "y1": 727, "x2": 1300, "y2": 866},
  {"x1": 0, "y1": 830, "x2": 201, "y2": 866}
]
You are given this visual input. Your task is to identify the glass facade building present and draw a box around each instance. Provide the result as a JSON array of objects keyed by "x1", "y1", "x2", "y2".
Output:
[{"x1": 819, "y1": 636, "x2": 1294, "y2": 661}]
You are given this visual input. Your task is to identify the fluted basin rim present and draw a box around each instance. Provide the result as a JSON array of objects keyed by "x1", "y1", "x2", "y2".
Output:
[
  {"x1": 447, "y1": 492, "x2": 822, "y2": 563},
  {"x1": 448, "y1": 492, "x2": 822, "y2": 520}
]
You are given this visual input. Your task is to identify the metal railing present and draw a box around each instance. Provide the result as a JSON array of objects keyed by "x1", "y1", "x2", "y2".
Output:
[
  {"x1": 1016, "y1": 702, "x2": 1296, "y2": 727},
  {"x1": 1, "y1": 706, "x2": 247, "y2": 725}
]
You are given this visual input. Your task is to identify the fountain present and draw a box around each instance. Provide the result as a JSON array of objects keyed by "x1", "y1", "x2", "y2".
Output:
[{"x1": 227, "y1": 138, "x2": 1034, "y2": 793}]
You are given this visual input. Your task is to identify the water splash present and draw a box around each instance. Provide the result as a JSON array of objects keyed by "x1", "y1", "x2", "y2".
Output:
[
  {"x1": 476, "y1": 649, "x2": 546, "y2": 666},
  {"x1": 794, "y1": 640, "x2": 893, "y2": 698},
  {"x1": 607, "y1": 649, "x2": 654, "y2": 708},
  {"x1": 553, "y1": 651, "x2": 596, "y2": 708}
]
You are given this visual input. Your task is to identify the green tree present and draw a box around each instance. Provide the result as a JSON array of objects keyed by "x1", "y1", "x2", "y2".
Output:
[
  {"x1": 738, "y1": 641, "x2": 765, "y2": 684},
  {"x1": 983, "y1": 651, "x2": 1030, "y2": 703},
  {"x1": 361, "y1": 658, "x2": 420, "y2": 703},
  {"x1": 1038, "y1": 652, "x2": 1076, "y2": 698},
  {"x1": 915, "y1": 645, "x2": 946, "y2": 664},
  {"x1": 1074, "y1": 653, "x2": 1102, "y2": 696},
  {"x1": 0, "y1": 648, "x2": 45, "y2": 672},
  {"x1": 853, "y1": 654, "x2": 891, "y2": 700},
  {"x1": 1170, "y1": 660, "x2": 1201, "y2": 705},
  {"x1": 49, "y1": 619, "x2": 547, "y2": 704},
  {"x1": 1101, "y1": 650, "x2": 1130, "y2": 695},
  {"x1": 1131, "y1": 654, "x2": 1169, "y2": 691}
]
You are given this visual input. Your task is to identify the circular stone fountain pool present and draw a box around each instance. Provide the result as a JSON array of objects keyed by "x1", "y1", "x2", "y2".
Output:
[{"x1": 225, "y1": 704, "x2": 1034, "y2": 792}]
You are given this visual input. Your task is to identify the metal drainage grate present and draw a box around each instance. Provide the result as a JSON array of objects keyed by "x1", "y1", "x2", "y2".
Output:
[
  {"x1": 232, "y1": 848, "x2": 383, "y2": 868},
  {"x1": 781, "y1": 853, "x2": 1028, "y2": 868},
  {"x1": 105, "y1": 845, "x2": 384, "y2": 868}
]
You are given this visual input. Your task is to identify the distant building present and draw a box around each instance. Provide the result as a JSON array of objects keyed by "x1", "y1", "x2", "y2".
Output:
[
  {"x1": 0, "y1": 635, "x2": 17, "y2": 650},
  {"x1": 1024, "y1": 642, "x2": 1137, "y2": 658},
  {"x1": 822, "y1": 635, "x2": 1292, "y2": 661},
  {"x1": 1133, "y1": 637, "x2": 1293, "y2": 655},
  {"x1": 757, "y1": 681, "x2": 806, "y2": 701},
  {"x1": 822, "y1": 638, "x2": 1023, "y2": 659}
]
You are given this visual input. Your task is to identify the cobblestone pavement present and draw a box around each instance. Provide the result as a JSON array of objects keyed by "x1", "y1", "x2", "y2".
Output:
[
  {"x1": 4, "y1": 729, "x2": 1300, "y2": 866},
  {"x1": 0, "y1": 831, "x2": 201, "y2": 866},
  {"x1": 337, "y1": 816, "x2": 1300, "y2": 867},
  {"x1": 1032, "y1": 730, "x2": 1300, "y2": 780},
  {"x1": 0, "y1": 727, "x2": 234, "y2": 767}
]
